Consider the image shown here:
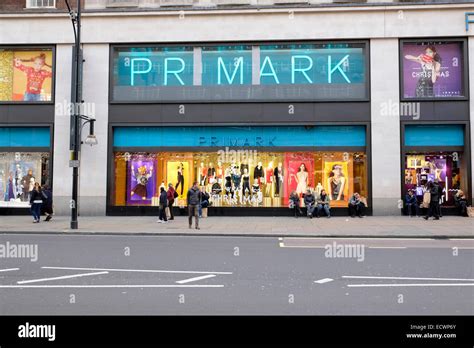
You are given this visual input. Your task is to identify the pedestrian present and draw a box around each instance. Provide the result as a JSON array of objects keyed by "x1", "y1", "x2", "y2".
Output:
[
  {"x1": 289, "y1": 190, "x2": 302, "y2": 218},
  {"x1": 348, "y1": 192, "x2": 365, "y2": 218},
  {"x1": 303, "y1": 189, "x2": 315, "y2": 218},
  {"x1": 29, "y1": 182, "x2": 44, "y2": 223},
  {"x1": 317, "y1": 189, "x2": 331, "y2": 218},
  {"x1": 157, "y1": 187, "x2": 168, "y2": 223},
  {"x1": 454, "y1": 190, "x2": 468, "y2": 217},
  {"x1": 166, "y1": 183, "x2": 177, "y2": 220},
  {"x1": 424, "y1": 181, "x2": 440, "y2": 220},
  {"x1": 404, "y1": 189, "x2": 419, "y2": 217},
  {"x1": 199, "y1": 187, "x2": 210, "y2": 218},
  {"x1": 41, "y1": 184, "x2": 53, "y2": 221},
  {"x1": 187, "y1": 181, "x2": 201, "y2": 230}
]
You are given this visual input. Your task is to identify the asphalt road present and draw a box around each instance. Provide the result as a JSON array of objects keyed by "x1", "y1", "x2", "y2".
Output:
[{"x1": 0, "y1": 233, "x2": 473, "y2": 315}]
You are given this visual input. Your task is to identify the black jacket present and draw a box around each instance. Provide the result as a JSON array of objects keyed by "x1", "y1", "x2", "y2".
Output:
[
  {"x1": 430, "y1": 184, "x2": 440, "y2": 202},
  {"x1": 187, "y1": 187, "x2": 202, "y2": 206},
  {"x1": 304, "y1": 193, "x2": 315, "y2": 207},
  {"x1": 159, "y1": 190, "x2": 168, "y2": 207},
  {"x1": 29, "y1": 189, "x2": 45, "y2": 204}
]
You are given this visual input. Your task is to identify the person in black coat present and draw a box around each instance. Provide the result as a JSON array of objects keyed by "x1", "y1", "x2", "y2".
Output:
[
  {"x1": 29, "y1": 182, "x2": 45, "y2": 223},
  {"x1": 157, "y1": 187, "x2": 168, "y2": 223},
  {"x1": 424, "y1": 182, "x2": 440, "y2": 220},
  {"x1": 41, "y1": 184, "x2": 53, "y2": 221}
]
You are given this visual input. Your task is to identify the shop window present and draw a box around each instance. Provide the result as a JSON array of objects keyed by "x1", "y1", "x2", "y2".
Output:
[
  {"x1": 0, "y1": 152, "x2": 50, "y2": 208},
  {"x1": 404, "y1": 152, "x2": 466, "y2": 207},
  {"x1": 111, "y1": 151, "x2": 368, "y2": 208}
]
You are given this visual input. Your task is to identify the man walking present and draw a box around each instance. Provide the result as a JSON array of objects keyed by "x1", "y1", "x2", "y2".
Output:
[
  {"x1": 187, "y1": 182, "x2": 201, "y2": 230},
  {"x1": 424, "y1": 181, "x2": 440, "y2": 220}
]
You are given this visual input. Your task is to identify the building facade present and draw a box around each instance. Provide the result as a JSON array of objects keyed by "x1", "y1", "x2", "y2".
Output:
[{"x1": 0, "y1": 0, "x2": 473, "y2": 216}]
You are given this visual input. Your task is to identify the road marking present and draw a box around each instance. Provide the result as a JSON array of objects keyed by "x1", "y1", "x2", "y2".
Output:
[
  {"x1": 282, "y1": 237, "x2": 440, "y2": 241},
  {"x1": 42, "y1": 266, "x2": 232, "y2": 275},
  {"x1": 342, "y1": 276, "x2": 474, "y2": 282},
  {"x1": 0, "y1": 284, "x2": 224, "y2": 289},
  {"x1": 0, "y1": 268, "x2": 19, "y2": 273},
  {"x1": 369, "y1": 247, "x2": 407, "y2": 249},
  {"x1": 314, "y1": 278, "x2": 334, "y2": 284},
  {"x1": 17, "y1": 271, "x2": 109, "y2": 285},
  {"x1": 279, "y1": 244, "x2": 325, "y2": 248},
  {"x1": 176, "y1": 274, "x2": 216, "y2": 284},
  {"x1": 348, "y1": 283, "x2": 474, "y2": 287}
]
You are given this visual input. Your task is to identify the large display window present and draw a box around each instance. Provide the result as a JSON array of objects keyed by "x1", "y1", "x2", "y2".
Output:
[
  {"x1": 0, "y1": 47, "x2": 54, "y2": 102},
  {"x1": 403, "y1": 151, "x2": 467, "y2": 206},
  {"x1": 0, "y1": 152, "x2": 50, "y2": 208},
  {"x1": 111, "y1": 151, "x2": 368, "y2": 208}
]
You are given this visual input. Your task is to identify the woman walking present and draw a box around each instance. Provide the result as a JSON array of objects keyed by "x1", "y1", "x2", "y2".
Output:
[{"x1": 29, "y1": 182, "x2": 45, "y2": 223}]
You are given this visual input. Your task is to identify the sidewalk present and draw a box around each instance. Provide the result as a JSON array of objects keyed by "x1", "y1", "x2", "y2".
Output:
[{"x1": 0, "y1": 215, "x2": 472, "y2": 238}]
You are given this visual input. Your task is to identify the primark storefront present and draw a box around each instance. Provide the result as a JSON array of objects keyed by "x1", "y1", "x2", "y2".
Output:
[{"x1": 107, "y1": 41, "x2": 372, "y2": 215}]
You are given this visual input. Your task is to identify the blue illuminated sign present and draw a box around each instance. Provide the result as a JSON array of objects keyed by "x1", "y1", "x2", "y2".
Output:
[{"x1": 112, "y1": 42, "x2": 367, "y2": 102}]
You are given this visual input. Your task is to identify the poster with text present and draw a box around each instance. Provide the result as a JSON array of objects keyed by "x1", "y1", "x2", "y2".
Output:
[
  {"x1": 402, "y1": 41, "x2": 463, "y2": 98},
  {"x1": 0, "y1": 49, "x2": 53, "y2": 102}
]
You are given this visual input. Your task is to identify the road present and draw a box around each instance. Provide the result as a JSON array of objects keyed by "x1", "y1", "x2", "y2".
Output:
[{"x1": 0, "y1": 233, "x2": 473, "y2": 315}]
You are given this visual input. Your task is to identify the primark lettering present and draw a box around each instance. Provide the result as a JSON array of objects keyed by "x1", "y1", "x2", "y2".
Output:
[{"x1": 129, "y1": 54, "x2": 353, "y2": 86}]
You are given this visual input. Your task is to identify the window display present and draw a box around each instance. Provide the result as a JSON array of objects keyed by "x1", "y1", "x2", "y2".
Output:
[
  {"x1": 0, "y1": 48, "x2": 54, "y2": 102},
  {"x1": 112, "y1": 151, "x2": 367, "y2": 208},
  {"x1": 404, "y1": 152, "x2": 466, "y2": 206},
  {"x1": 0, "y1": 152, "x2": 50, "y2": 208}
]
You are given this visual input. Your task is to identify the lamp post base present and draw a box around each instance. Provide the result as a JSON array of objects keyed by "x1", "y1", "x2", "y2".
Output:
[{"x1": 71, "y1": 221, "x2": 78, "y2": 230}]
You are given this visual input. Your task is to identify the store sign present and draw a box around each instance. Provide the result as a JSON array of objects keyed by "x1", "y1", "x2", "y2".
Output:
[
  {"x1": 401, "y1": 40, "x2": 465, "y2": 99},
  {"x1": 112, "y1": 43, "x2": 367, "y2": 102},
  {"x1": 0, "y1": 48, "x2": 54, "y2": 102}
]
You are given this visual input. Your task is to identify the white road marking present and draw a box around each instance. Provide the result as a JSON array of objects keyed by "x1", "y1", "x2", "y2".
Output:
[
  {"x1": 0, "y1": 284, "x2": 224, "y2": 289},
  {"x1": 176, "y1": 274, "x2": 216, "y2": 284},
  {"x1": 282, "y1": 237, "x2": 440, "y2": 241},
  {"x1": 17, "y1": 271, "x2": 109, "y2": 285},
  {"x1": 342, "y1": 276, "x2": 474, "y2": 282},
  {"x1": 42, "y1": 266, "x2": 232, "y2": 275},
  {"x1": 348, "y1": 283, "x2": 474, "y2": 287},
  {"x1": 0, "y1": 268, "x2": 19, "y2": 273},
  {"x1": 314, "y1": 278, "x2": 334, "y2": 284},
  {"x1": 279, "y1": 242, "x2": 285, "y2": 247}
]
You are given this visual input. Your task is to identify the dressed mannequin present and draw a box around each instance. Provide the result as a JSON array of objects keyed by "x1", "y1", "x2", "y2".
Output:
[
  {"x1": 6, "y1": 172, "x2": 15, "y2": 201},
  {"x1": 254, "y1": 162, "x2": 264, "y2": 186},
  {"x1": 199, "y1": 162, "x2": 207, "y2": 186},
  {"x1": 231, "y1": 164, "x2": 241, "y2": 190},
  {"x1": 274, "y1": 162, "x2": 284, "y2": 197},
  {"x1": 242, "y1": 167, "x2": 251, "y2": 197},
  {"x1": 21, "y1": 169, "x2": 35, "y2": 202},
  {"x1": 292, "y1": 163, "x2": 308, "y2": 196},
  {"x1": 224, "y1": 167, "x2": 233, "y2": 198},
  {"x1": 265, "y1": 161, "x2": 274, "y2": 197},
  {"x1": 15, "y1": 164, "x2": 23, "y2": 199},
  {"x1": 240, "y1": 163, "x2": 249, "y2": 176},
  {"x1": 315, "y1": 182, "x2": 323, "y2": 197},
  {"x1": 216, "y1": 161, "x2": 223, "y2": 184},
  {"x1": 207, "y1": 162, "x2": 216, "y2": 184}
]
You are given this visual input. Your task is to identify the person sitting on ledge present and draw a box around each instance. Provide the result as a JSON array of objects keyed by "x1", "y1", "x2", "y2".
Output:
[
  {"x1": 348, "y1": 192, "x2": 365, "y2": 218},
  {"x1": 454, "y1": 190, "x2": 469, "y2": 217},
  {"x1": 303, "y1": 189, "x2": 316, "y2": 219}
]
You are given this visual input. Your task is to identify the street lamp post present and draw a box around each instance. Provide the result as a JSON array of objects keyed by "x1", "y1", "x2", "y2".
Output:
[{"x1": 64, "y1": 0, "x2": 96, "y2": 230}]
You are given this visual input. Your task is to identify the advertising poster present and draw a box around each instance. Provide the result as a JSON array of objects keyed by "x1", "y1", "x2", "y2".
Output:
[
  {"x1": 323, "y1": 161, "x2": 349, "y2": 204},
  {"x1": 128, "y1": 158, "x2": 156, "y2": 204},
  {"x1": 402, "y1": 41, "x2": 463, "y2": 98},
  {"x1": 166, "y1": 161, "x2": 190, "y2": 198},
  {"x1": 284, "y1": 153, "x2": 314, "y2": 204},
  {"x1": 0, "y1": 49, "x2": 53, "y2": 102}
]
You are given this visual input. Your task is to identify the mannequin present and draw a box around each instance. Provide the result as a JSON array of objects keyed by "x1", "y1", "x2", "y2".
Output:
[
  {"x1": 316, "y1": 182, "x2": 323, "y2": 197},
  {"x1": 15, "y1": 164, "x2": 23, "y2": 199},
  {"x1": 274, "y1": 162, "x2": 283, "y2": 197},
  {"x1": 21, "y1": 169, "x2": 35, "y2": 202},
  {"x1": 231, "y1": 164, "x2": 241, "y2": 190},
  {"x1": 242, "y1": 167, "x2": 250, "y2": 197},
  {"x1": 6, "y1": 172, "x2": 15, "y2": 201},
  {"x1": 216, "y1": 161, "x2": 223, "y2": 184},
  {"x1": 207, "y1": 162, "x2": 216, "y2": 183},
  {"x1": 199, "y1": 162, "x2": 207, "y2": 186},
  {"x1": 265, "y1": 161, "x2": 274, "y2": 197},
  {"x1": 224, "y1": 167, "x2": 233, "y2": 198},
  {"x1": 254, "y1": 162, "x2": 264, "y2": 186}
]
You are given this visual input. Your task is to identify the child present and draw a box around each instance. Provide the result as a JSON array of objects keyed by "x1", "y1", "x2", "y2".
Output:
[{"x1": 14, "y1": 53, "x2": 52, "y2": 102}]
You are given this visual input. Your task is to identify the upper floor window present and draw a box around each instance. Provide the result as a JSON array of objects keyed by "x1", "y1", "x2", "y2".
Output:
[{"x1": 26, "y1": 0, "x2": 56, "y2": 8}]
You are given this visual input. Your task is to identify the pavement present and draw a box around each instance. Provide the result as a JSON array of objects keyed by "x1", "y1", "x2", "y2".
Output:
[
  {"x1": 0, "y1": 234, "x2": 473, "y2": 315},
  {"x1": 0, "y1": 215, "x2": 472, "y2": 238}
]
